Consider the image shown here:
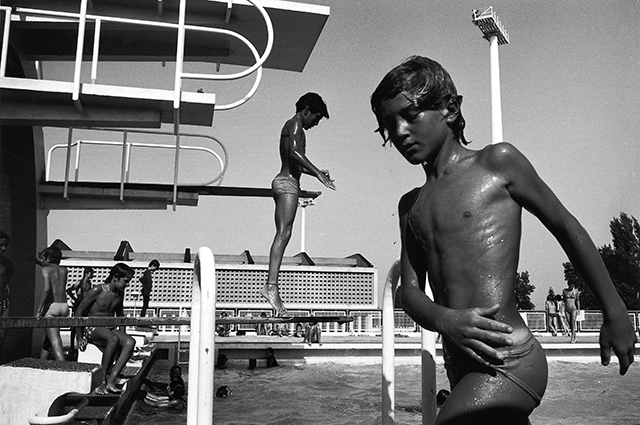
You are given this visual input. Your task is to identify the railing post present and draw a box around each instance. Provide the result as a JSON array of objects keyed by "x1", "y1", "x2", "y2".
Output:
[
  {"x1": 381, "y1": 259, "x2": 400, "y2": 424},
  {"x1": 0, "y1": 7, "x2": 12, "y2": 77},
  {"x1": 72, "y1": 0, "x2": 89, "y2": 112},
  {"x1": 382, "y1": 259, "x2": 437, "y2": 425},
  {"x1": 187, "y1": 247, "x2": 216, "y2": 425}
]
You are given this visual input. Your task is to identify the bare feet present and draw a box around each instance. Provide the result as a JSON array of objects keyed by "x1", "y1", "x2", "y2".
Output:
[
  {"x1": 106, "y1": 381, "x2": 123, "y2": 394},
  {"x1": 260, "y1": 283, "x2": 289, "y2": 316},
  {"x1": 94, "y1": 383, "x2": 109, "y2": 395}
]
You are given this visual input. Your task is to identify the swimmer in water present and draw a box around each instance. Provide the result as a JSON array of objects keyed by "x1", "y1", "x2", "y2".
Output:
[{"x1": 371, "y1": 55, "x2": 636, "y2": 424}]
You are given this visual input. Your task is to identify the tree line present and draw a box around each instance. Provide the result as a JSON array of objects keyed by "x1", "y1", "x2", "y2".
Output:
[{"x1": 515, "y1": 212, "x2": 639, "y2": 311}]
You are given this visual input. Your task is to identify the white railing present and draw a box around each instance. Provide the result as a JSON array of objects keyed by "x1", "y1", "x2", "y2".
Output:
[
  {"x1": 381, "y1": 259, "x2": 436, "y2": 425},
  {"x1": 187, "y1": 247, "x2": 217, "y2": 425},
  {"x1": 45, "y1": 127, "x2": 229, "y2": 200}
]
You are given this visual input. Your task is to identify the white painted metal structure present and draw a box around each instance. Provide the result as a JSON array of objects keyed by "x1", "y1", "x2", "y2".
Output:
[
  {"x1": 382, "y1": 259, "x2": 437, "y2": 425},
  {"x1": 187, "y1": 247, "x2": 217, "y2": 425},
  {"x1": 472, "y1": 7, "x2": 510, "y2": 145}
]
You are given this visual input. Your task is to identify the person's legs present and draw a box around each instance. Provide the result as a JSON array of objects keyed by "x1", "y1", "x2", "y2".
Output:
[
  {"x1": 263, "y1": 191, "x2": 298, "y2": 315},
  {"x1": 44, "y1": 327, "x2": 65, "y2": 361},
  {"x1": 105, "y1": 329, "x2": 136, "y2": 391},
  {"x1": 140, "y1": 293, "x2": 149, "y2": 317},
  {"x1": 548, "y1": 314, "x2": 557, "y2": 336},
  {"x1": 567, "y1": 310, "x2": 578, "y2": 342},
  {"x1": 44, "y1": 302, "x2": 69, "y2": 361},
  {"x1": 89, "y1": 327, "x2": 122, "y2": 394}
]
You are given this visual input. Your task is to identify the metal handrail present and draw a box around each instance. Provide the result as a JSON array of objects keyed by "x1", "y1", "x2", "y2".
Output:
[
  {"x1": 187, "y1": 247, "x2": 217, "y2": 425},
  {"x1": 46, "y1": 128, "x2": 229, "y2": 193},
  {"x1": 381, "y1": 259, "x2": 437, "y2": 425}
]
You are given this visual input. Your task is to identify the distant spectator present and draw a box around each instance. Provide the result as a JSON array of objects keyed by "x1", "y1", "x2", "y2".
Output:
[{"x1": 140, "y1": 260, "x2": 160, "y2": 317}]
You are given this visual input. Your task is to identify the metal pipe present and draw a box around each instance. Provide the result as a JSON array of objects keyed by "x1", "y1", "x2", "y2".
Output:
[
  {"x1": 187, "y1": 247, "x2": 216, "y2": 425},
  {"x1": 489, "y1": 35, "x2": 503, "y2": 144},
  {"x1": 90, "y1": 18, "x2": 101, "y2": 84},
  {"x1": 381, "y1": 259, "x2": 401, "y2": 424},
  {"x1": 28, "y1": 398, "x2": 89, "y2": 425},
  {"x1": 72, "y1": 0, "x2": 89, "y2": 111}
]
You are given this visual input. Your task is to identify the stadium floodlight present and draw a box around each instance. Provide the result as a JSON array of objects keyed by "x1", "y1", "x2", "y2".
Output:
[
  {"x1": 472, "y1": 7, "x2": 509, "y2": 45},
  {"x1": 472, "y1": 7, "x2": 509, "y2": 144}
]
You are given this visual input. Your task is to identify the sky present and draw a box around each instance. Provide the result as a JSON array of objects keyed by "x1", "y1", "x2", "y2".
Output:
[{"x1": 45, "y1": 0, "x2": 640, "y2": 309}]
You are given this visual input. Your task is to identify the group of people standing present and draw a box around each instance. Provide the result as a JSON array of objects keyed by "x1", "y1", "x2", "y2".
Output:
[{"x1": 545, "y1": 282, "x2": 581, "y2": 343}]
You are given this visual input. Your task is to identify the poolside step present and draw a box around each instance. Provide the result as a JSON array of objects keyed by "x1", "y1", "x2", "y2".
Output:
[{"x1": 0, "y1": 358, "x2": 101, "y2": 424}]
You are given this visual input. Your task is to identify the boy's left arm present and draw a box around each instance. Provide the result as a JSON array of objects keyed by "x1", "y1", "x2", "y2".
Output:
[{"x1": 498, "y1": 143, "x2": 636, "y2": 374}]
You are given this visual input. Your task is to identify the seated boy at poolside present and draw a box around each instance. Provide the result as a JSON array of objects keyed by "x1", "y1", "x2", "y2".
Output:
[
  {"x1": 75, "y1": 262, "x2": 136, "y2": 395},
  {"x1": 370, "y1": 56, "x2": 636, "y2": 425}
]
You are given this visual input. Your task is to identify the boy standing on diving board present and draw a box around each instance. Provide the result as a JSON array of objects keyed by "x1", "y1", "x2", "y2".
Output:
[
  {"x1": 262, "y1": 93, "x2": 336, "y2": 316},
  {"x1": 370, "y1": 56, "x2": 636, "y2": 424}
]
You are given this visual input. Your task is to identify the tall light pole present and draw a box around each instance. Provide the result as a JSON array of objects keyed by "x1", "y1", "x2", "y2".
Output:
[
  {"x1": 298, "y1": 197, "x2": 315, "y2": 252},
  {"x1": 472, "y1": 7, "x2": 509, "y2": 145}
]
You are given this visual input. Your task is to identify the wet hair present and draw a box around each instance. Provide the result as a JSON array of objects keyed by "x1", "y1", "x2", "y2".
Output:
[
  {"x1": 149, "y1": 259, "x2": 160, "y2": 268},
  {"x1": 295, "y1": 92, "x2": 329, "y2": 119},
  {"x1": 40, "y1": 246, "x2": 62, "y2": 264},
  {"x1": 371, "y1": 55, "x2": 468, "y2": 146},
  {"x1": 105, "y1": 262, "x2": 133, "y2": 283},
  {"x1": 170, "y1": 365, "x2": 182, "y2": 378}
]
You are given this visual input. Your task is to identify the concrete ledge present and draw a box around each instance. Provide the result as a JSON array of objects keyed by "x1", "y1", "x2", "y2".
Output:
[{"x1": 0, "y1": 358, "x2": 101, "y2": 424}]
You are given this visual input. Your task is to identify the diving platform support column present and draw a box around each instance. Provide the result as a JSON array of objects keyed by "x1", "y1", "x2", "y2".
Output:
[{"x1": 187, "y1": 247, "x2": 217, "y2": 425}]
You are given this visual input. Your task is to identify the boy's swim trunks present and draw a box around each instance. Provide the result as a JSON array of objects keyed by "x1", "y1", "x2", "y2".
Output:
[
  {"x1": 443, "y1": 333, "x2": 547, "y2": 406},
  {"x1": 271, "y1": 175, "x2": 300, "y2": 197}
]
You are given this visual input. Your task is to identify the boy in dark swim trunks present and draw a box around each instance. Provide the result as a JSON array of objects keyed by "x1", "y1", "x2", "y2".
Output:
[
  {"x1": 371, "y1": 56, "x2": 636, "y2": 425},
  {"x1": 75, "y1": 262, "x2": 136, "y2": 395},
  {"x1": 263, "y1": 93, "x2": 336, "y2": 316}
]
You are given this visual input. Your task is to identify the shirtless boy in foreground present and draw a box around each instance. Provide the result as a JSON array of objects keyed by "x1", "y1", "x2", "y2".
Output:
[
  {"x1": 36, "y1": 247, "x2": 68, "y2": 361},
  {"x1": 75, "y1": 263, "x2": 136, "y2": 395},
  {"x1": 370, "y1": 56, "x2": 636, "y2": 425},
  {"x1": 262, "y1": 92, "x2": 336, "y2": 316}
]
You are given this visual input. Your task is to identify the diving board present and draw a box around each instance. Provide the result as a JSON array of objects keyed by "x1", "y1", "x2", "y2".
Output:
[
  {"x1": 0, "y1": 315, "x2": 354, "y2": 328},
  {"x1": 39, "y1": 180, "x2": 322, "y2": 210},
  {"x1": 0, "y1": 76, "x2": 216, "y2": 127}
]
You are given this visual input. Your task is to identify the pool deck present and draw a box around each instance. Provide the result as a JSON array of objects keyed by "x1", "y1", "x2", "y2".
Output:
[{"x1": 151, "y1": 332, "x2": 637, "y2": 365}]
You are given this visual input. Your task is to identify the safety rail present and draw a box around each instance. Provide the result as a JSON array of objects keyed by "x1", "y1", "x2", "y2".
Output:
[
  {"x1": 0, "y1": 0, "x2": 274, "y2": 208},
  {"x1": 382, "y1": 259, "x2": 436, "y2": 425},
  {"x1": 45, "y1": 127, "x2": 229, "y2": 201},
  {"x1": 187, "y1": 247, "x2": 217, "y2": 425}
]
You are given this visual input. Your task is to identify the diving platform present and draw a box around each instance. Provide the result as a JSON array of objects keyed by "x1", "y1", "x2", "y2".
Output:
[
  {"x1": 0, "y1": 76, "x2": 216, "y2": 128},
  {"x1": 39, "y1": 180, "x2": 322, "y2": 210},
  {"x1": 6, "y1": 0, "x2": 330, "y2": 72}
]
